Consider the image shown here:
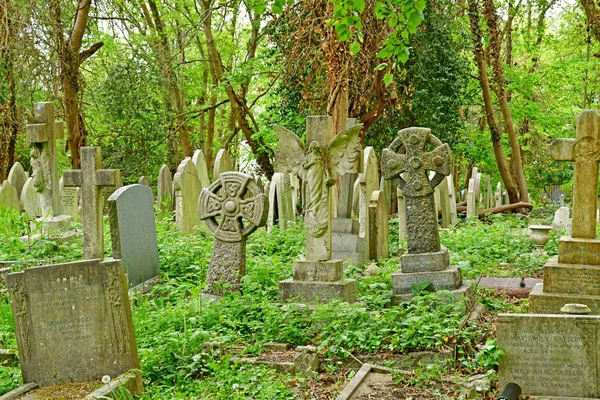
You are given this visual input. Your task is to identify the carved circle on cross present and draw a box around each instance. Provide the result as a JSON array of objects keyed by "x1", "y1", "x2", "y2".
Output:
[{"x1": 198, "y1": 172, "x2": 268, "y2": 243}]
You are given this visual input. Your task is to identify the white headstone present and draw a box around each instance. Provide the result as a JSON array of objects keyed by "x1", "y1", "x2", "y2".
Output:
[
  {"x1": 192, "y1": 149, "x2": 211, "y2": 189},
  {"x1": 59, "y1": 177, "x2": 79, "y2": 217},
  {"x1": 213, "y1": 149, "x2": 232, "y2": 181},
  {"x1": 21, "y1": 177, "x2": 41, "y2": 217},
  {"x1": 553, "y1": 206, "x2": 571, "y2": 230}
]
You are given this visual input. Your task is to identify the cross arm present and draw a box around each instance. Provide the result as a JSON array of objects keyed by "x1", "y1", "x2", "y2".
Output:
[
  {"x1": 62, "y1": 170, "x2": 83, "y2": 187},
  {"x1": 548, "y1": 138, "x2": 575, "y2": 161},
  {"x1": 421, "y1": 144, "x2": 452, "y2": 176},
  {"x1": 96, "y1": 169, "x2": 122, "y2": 188},
  {"x1": 26, "y1": 121, "x2": 64, "y2": 144},
  {"x1": 381, "y1": 149, "x2": 406, "y2": 180}
]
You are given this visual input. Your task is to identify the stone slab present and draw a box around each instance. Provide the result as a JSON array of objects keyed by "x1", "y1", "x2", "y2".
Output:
[
  {"x1": 497, "y1": 313, "x2": 600, "y2": 398},
  {"x1": 558, "y1": 236, "x2": 600, "y2": 265},
  {"x1": 332, "y1": 218, "x2": 360, "y2": 234},
  {"x1": 279, "y1": 278, "x2": 357, "y2": 303},
  {"x1": 293, "y1": 260, "x2": 343, "y2": 282},
  {"x1": 390, "y1": 281, "x2": 474, "y2": 305},
  {"x1": 336, "y1": 364, "x2": 392, "y2": 400},
  {"x1": 479, "y1": 277, "x2": 542, "y2": 289},
  {"x1": 543, "y1": 257, "x2": 600, "y2": 296},
  {"x1": 400, "y1": 246, "x2": 449, "y2": 273},
  {"x1": 529, "y1": 283, "x2": 600, "y2": 314},
  {"x1": 391, "y1": 266, "x2": 462, "y2": 294},
  {"x1": 332, "y1": 232, "x2": 365, "y2": 253},
  {"x1": 331, "y1": 251, "x2": 366, "y2": 266}
]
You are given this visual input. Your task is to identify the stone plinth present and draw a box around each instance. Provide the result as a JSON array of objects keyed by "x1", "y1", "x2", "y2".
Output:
[{"x1": 331, "y1": 218, "x2": 366, "y2": 265}]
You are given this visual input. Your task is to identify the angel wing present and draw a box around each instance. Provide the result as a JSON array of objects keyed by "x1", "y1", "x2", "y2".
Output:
[
  {"x1": 325, "y1": 124, "x2": 363, "y2": 181},
  {"x1": 273, "y1": 125, "x2": 307, "y2": 179}
]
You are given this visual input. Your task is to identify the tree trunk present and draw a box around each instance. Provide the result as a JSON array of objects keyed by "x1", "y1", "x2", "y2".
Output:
[{"x1": 0, "y1": 0, "x2": 17, "y2": 180}]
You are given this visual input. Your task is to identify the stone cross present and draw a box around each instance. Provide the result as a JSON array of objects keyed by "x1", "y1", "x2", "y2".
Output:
[
  {"x1": 63, "y1": 147, "x2": 121, "y2": 259},
  {"x1": 548, "y1": 110, "x2": 600, "y2": 239},
  {"x1": 26, "y1": 102, "x2": 64, "y2": 216},
  {"x1": 199, "y1": 172, "x2": 268, "y2": 295},
  {"x1": 382, "y1": 127, "x2": 452, "y2": 254}
]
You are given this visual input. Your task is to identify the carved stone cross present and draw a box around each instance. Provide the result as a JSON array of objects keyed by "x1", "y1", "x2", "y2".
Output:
[
  {"x1": 199, "y1": 172, "x2": 268, "y2": 295},
  {"x1": 63, "y1": 147, "x2": 121, "y2": 259},
  {"x1": 548, "y1": 110, "x2": 600, "y2": 239},
  {"x1": 26, "y1": 102, "x2": 64, "y2": 216},
  {"x1": 382, "y1": 127, "x2": 452, "y2": 254}
]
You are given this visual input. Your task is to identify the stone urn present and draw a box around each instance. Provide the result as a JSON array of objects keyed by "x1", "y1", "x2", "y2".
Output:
[{"x1": 529, "y1": 225, "x2": 553, "y2": 253}]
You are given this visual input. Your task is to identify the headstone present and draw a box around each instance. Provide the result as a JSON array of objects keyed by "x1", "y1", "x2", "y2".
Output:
[
  {"x1": 447, "y1": 174, "x2": 458, "y2": 226},
  {"x1": 6, "y1": 259, "x2": 142, "y2": 390},
  {"x1": 551, "y1": 188, "x2": 566, "y2": 205},
  {"x1": 497, "y1": 312, "x2": 600, "y2": 398},
  {"x1": 21, "y1": 177, "x2": 41, "y2": 217},
  {"x1": 336, "y1": 118, "x2": 359, "y2": 218},
  {"x1": 26, "y1": 102, "x2": 64, "y2": 216},
  {"x1": 289, "y1": 173, "x2": 300, "y2": 215},
  {"x1": 382, "y1": 127, "x2": 472, "y2": 303},
  {"x1": 368, "y1": 190, "x2": 389, "y2": 260},
  {"x1": 59, "y1": 176, "x2": 79, "y2": 217},
  {"x1": 379, "y1": 177, "x2": 392, "y2": 212},
  {"x1": 192, "y1": 149, "x2": 211, "y2": 189},
  {"x1": 199, "y1": 172, "x2": 268, "y2": 295},
  {"x1": 157, "y1": 164, "x2": 173, "y2": 212},
  {"x1": 273, "y1": 116, "x2": 361, "y2": 303},
  {"x1": 359, "y1": 147, "x2": 379, "y2": 259},
  {"x1": 213, "y1": 149, "x2": 232, "y2": 181},
  {"x1": 484, "y1": 175, "x2": 493, "y2": 209},
  {"x1": 173, "y1": 158, "x2": 201, "y2": 234},
  {"x1": 108, "y1": 184, "x2": 161, "y2": 288},
  {"x1": 438, "y1": 176, "x2": 452, "y2": 228},
  {"x1": 7, "y1": 162, "x2": 28, "y2": 202},
  {"x1": 0, "y1": 180, "x2": 20, "y2": 211},
  {"x1": 138, "y1": 176, "x2": 150, "y2": 186},
  {"x1": 530, "y1": 110, "x2": 600, "y2": 313},
  {"x1": 495, "y1": 182, "x2": 502, "y2": 208},
  {"x1": 267, "y1": 172, "x2": 295, "y2": 230},
  {"x1": 397, "y1": 186, "x2": 407, "y2": 240},
  {"x1": 62, "y1": 147, "x2": 122, "y2": 259},
  {"x1": 553, "y1": 206, "x2": 570, "y2": 230},
  {"x1": 351, "y1": 177, "x2": 360, "y2": 219},
  {"x1": 466, "y1": 168, "x2": 481, "y2": 218}
]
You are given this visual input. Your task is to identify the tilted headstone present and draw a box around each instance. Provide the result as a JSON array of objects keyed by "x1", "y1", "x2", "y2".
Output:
[
  {"x1": 62, "y1": 147, "x2": 122, "y2": 259},
  {"x1": 213, "y1": 149, "x2": 233, "y2": 181},
  {"x1": 173, "y1": 158, "x2": 201, "y2": 234},
  {"x1": 59, "y1": 176, "x2": 79, "y2": 217},
  {"x1": 368, "y1": 190, "x2": 389, "y2": 260},
  {"x1": 199, "y1": 172, "x2": 267, "y2": 295},
  {"x1": 26, "y1": 102, "x2": 64, "y2": 216},
  {"x1": 267, "y1": 172, "x2": 295, "y2": 230},
  {"x1": 8, "y1": 162, "x2": 28, "y2": 202},
  {"x1": 138, "y1": 176, "x2": 150, "y2": 186},
  {"x1": 273, "y1": 116, "x2": 361, "y2": 303},
  {"x1": 0, "y1": 180, "x2": 20, "y2": 211},
  {"x1": 108, "y1": 184, "x2": 161, "y2": 289},
  {"x1": 21, "y1": 177, "x2": 41, "y2": 217},
  {"x1": 553, "y1": 206, "x2": 570, "y2": 230},
  {"x1": 359, "y1": 147, "x2": 379, "y2": 260},
  {"x1": 157, "y1": 164, "x2": 173, "y2": 212},
  {"x1": 192, "y1": 149, "x2": 211, "y2": 189},
  {"x1": 382, "y1": 127, "x2": 472, "y2": 303},
  {"x1": 530, "y1": 110, "x2": 600, "y2": 313},
  {"x1": 6, "y1": 258, "x2": 142, "y2": 391}
]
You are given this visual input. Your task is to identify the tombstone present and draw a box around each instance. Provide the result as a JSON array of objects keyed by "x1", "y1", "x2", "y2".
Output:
[
  {"x1": 484, "y1": 175, "x2": 493, "y2": 209},
  {"x1": 6, "y1": 258, "x2": 142, "y2": 391},
  {"x1": 530, "y1": 111, "x2": 600, "y2": 314},
  {"x1": 199, "y1": 172, "x2": 268, "y2": 295},
  {"x1": 466, "y1": 168, "x2": 481, "y2": 218},
  {"x1": 173, "y1": 158, "x2": 201, "y2": 234},
  {"x1": 108, "y1": 184, "x2": 161, "y2": 289},
  {"x1": 379, "y1": 177, "x2": 392, "y2": 212},
  {"x1": 438, "y1": 176, "x2": 452, "y2": 228},
  {"x1": 21, "y1": 177, "x2": 41, "y2": 217},
  {"x1": 274, "y1": 116, "x2": 361, "y2": 303},
  {"x1": 382, "y1": 127, "x2": 472, "y2": 303},
  {"x1": 351, "y1": 177, "x2": 360, "y2": 219},
  {"x1": 289, "y1": 174, "x2": 300, "y2": 215},
  {"x1": 497, "y1": 311, "x2": 600, "y2": 398},
  {"x1": 553, "y1": 206, "x2": 570, "y2": 230},
  {"x1": 551, "y1": 188, "x2": 566, "y2": 205},
  {"x1": 368, "y1": 190, "x2": 389, "y2": 260},
  {"x1": 397, "y1": 186, "x2": 407, "y2": 240},
  {"x1": 560, "y1": 192, "x2": 565, "y2": 207},
  {"x1": 213, "y1": 149, "x2": 232, "y2": 181},
  {"x1": 0, "y1": 180, "x2": 20, "y2": 211},
  {"x1": 359, "y1": 147, "x2": 379, "y2": 260},
  {"x1": 7, "y1": 162, "x2": 28, "y2": 202},
  {"x1": 59, "y1": 176, "x2": 79, "y2": 217},
  {"x1": 138, "y1": 176, "x2": 150, "y2": 186},
  {"x1": 26, "y1": 102, "x2": 64, "y2": 217},
  {"x1": 157, "y1": 164, "x2": 173, "y2": 212},
  {"x1": 494, "y1": 182, "x2": 502, "y2": 208},
  {"x1": 446, "y1": 174, "x2": 458, "y2": 227},
  {"x1": 192, "y1": 149, "x2": 211, "y2": 189},
  {"x1": 63, "y1": 147, "x2": 122, "y2": 259},
  {"x1": 267, "y1": 172, "x2": 295, "y2": 230}
]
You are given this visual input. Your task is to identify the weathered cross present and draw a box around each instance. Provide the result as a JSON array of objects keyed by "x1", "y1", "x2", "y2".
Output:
[
  {"x1": 382, "y1": 127, "x2": 452, "y2": 254},
  {"x1": 63, "y1": 147, "x2": 121, "y2": 259},
  {"x1": 26, "y1": 102, "x2": 64, "y2": 216},
  {"x1": 548, "y1": 110, "x2": 600, "y2": 239}
]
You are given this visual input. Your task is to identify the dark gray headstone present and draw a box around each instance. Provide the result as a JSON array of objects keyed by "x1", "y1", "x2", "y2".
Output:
[{"x1": 108, "y1": 184, "x2": 160, "y2": 288}]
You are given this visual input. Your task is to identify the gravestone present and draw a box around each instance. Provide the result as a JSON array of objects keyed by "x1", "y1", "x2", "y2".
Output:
[
  {"x1": 173, "y1": 158, "x2": 201, "y2": 234},
  {"x1": 368, "y1": 190, "x2": 389, "y2": 260},
  {"x1": 7, "y1": 162, "x2": 28, "y2": 202},
  {"x1": 359, "y1": 147, "x2": 379, "y2": 260},
  {"x1": 21, "y1": 177, "x2": 41, "y2": 217},
  {"x1": 379, "y1": 177, "x2": 392, "y2": 213},
  {"x1": 497, "y1": 312, "x2": 600, "y2": 398},
  {"x1": 382, "y1": 127, "x2": 472, "y2": 303},
  {"x1": 446, "y1": 174, "x2": 458, "y2": 226},
  {"x1": 0, "y1": 180, "x2": 20, "y2": 211},
  {"x1": 552, "y1": 188, "x2": 566, "y2": 205},
  {"x1": 466, "y1": 168, "x2": 481, "y2": 218},
  {"x1": 274, "y1": 116, "x2": 361, "y2": 303},
  {"x1": 268, "y1": 172, "x2": 295, "y2": 230},
  {"x1": 495, "y1": 182, "x2": 502, "y2": 208},
  {"x1": 553, "y1": 206, "x2": 570, "y2": 230},
  {"x1": 289, "y1": 173, "x2": 300, "y2": 214},
  {"x1": 6, "y1": 258, "x2": 141, "y2": 390},
  {"x1": 336, "y1": 118, "x2": 359, "y2": 219},
  {"x1": 59, "y1": 176, "x2": 79, "y2": 217},
  {"x1": 157, "y1": 164, "x2": 173, "y2": 212},
  {"x1": 192, "y1": 149, "x2": 211, "y2": 189},
  {"x1": 63, "y1": 147, "x2": 122, "y2": 259},
  {"x1": 213, "y1": 149, "x2": 233, "y2": 181},
  {"x1": 397, "y1": 186, "x2": 407, "y2": 240},
  {"x1": 199, "y1": 172, "x2": 267, "y2": 295},
  {"x1": 530, "y1": 110, "x2": 600, "y2": 313},
  {"x1": 438, "y1": 176, "x2": 452, "y2": 228},
  {"x1": 351, "y1": 177, "x2": 360, "y2": 219},
  {"x1": 484, "y1": 175, "x2": 493, "y2": 209},
  {"x1": 108, "y1": 184, "x2": 161, "y2": 289},
  {"x1": 138, "y1": 176, "x2": 150, "y2": 186}
]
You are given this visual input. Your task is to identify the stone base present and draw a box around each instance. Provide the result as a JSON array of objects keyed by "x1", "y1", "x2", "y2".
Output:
[
  {"x1": 389, "y1": 281, "x2": 474, "y2": 306},
  {"x1": 543, "y1": 257, "x2": 600, "y2": 296},
  {"x1": 332, "y1": 218, "x2": 366, "y2": 265},
  {"x1": 529, "y1": 283, "x2": 600, "y2": 314},
  {"x1": 400, "y1": 247, "x2": 449, "y2": 273},
  {"x1": 391, "y1": 266, "x2": 462, "y2": 294},
  {"x1": 279, "y1": 278, "x2": 357, "y2": 303},
  {"x1": 19, "y1": 229, "x2": 81, "y2": 244},
  {"x1": 293, "y1": 259, "x2": 343, "y2": 282},
  {"x1": 34, "y1": 214, "x2": 73, "y2": 233},
  {"x1": 558, "y1": 236, "x2": 600, "y2": 265}
]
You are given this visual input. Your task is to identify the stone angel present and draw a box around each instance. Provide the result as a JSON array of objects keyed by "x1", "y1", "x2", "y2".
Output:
[{"x1": 273, "y1": 124, "x2": 362, "y2": 237}]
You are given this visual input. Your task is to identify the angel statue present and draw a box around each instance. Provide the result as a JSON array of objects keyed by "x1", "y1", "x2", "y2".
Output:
[{"x1": 273, "y1": 122, "x2": 362, "y2": 239}]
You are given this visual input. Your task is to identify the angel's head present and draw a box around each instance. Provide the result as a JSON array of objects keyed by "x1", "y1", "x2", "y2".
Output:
[{"x1": 308, "y1": 141, "x2": 323, "y2": 155}]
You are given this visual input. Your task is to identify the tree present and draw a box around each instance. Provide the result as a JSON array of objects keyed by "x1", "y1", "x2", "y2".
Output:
[{"x1": 0, "y1": 0, "x2": 18, "y2": 180}]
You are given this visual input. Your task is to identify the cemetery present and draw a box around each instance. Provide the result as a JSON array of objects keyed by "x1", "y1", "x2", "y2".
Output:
[{"x1": 0, "y1": 0, "x2": 598, "y2": 399}]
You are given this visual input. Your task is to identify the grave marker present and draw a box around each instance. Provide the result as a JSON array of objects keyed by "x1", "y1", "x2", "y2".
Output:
[
  {"x1": 267, "y1": 172, "x2": 295, "y2": 230},
  {"x1": 0, "y1": 180, "x2": 20, "y2": 211},
  {"x1": 59, "y1": 176, "x2": 79, "y2": 217},
  {"x1": 173, "y1": 158, "x2": 201, "y2": 234},
  {"x1": 192, "y1": 149, "x2": 211, "y2": 189},
  {"x1": 368, "y1": 190, "x2": 389, "y2": 260},
  {"x1": 213, "y1": 149, "x2": 232, "y2": 181},
  {"x1": 157, "y1": 164, "x2": 173, "y2": 212},
  {"x1": 7, "y1": 162, "x2": 28, "y2": 202},
  {"x1": 21, "y1": 177, "x2": 41, "y2": 217},
  {"x1": 359, "y1": 147, "x2": 379, "y2": 259}
]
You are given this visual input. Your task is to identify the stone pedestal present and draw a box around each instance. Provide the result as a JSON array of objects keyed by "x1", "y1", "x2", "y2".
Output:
[
  {"x1": 530, "y1": 237, "x2": 600, "y2": 314},
  {"x1": 331, "y1": 218, "x2": 366, "y2": 265},
  {"x1": 279, "y1": 259, "x2": 357, "y2": 303}
]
